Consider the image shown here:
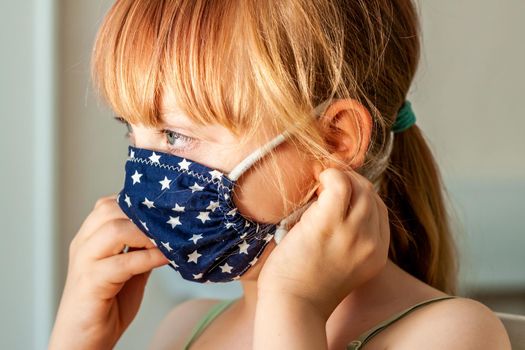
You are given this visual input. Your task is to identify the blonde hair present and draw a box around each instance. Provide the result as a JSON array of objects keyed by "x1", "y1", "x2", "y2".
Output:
[{"x1": 91, "y1": 0, "x2": 458, "y2": 293}]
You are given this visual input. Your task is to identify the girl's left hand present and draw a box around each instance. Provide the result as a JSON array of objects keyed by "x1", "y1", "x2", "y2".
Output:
[{"x1": 257, "y1": 167, "x2": 390, "y2": 320}]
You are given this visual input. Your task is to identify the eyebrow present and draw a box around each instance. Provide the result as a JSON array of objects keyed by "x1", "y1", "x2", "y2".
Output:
[
  {"x1": 159, "y1": 110, "x2": 192, "y2": 126},
  {"x1": 159, "y1": 112, "x2": 203, "y2": 132}
]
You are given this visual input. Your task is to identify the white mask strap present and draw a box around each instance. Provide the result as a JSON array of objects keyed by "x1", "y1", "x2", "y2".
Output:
[
  {"x1": 227, "y1": 131, "x2": 290, "y2": 181},
  {"x1": 274, "y1": 181, "x2": 320, "y2": 244},
  {"x1": 227, "y1": 99, "x2": 332, "y2": 181}
]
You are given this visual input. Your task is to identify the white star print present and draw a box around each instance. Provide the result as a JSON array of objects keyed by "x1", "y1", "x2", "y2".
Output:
[
  {"x1": 148, "y1": 152, "x2": 161, "y2": 163},
  {"x1": 225, "y1": 222, "x2": 235, "y2": 229},
  {"x1": 208, "y1": 170, "x2": 223, "y2": 181},
  {"x1": 131, "y1": 170, "x2": 142, "y2": 184},
  {"x1": 189, "y1": 234, "x2": 203, "y2": 244},
  {"x1": 193, "y1": 272, "x2": 203, "y2": 279},
  {"x1": 249, "y1": 257, "x2": 258, "y2": 266},
  {"x1": 149, "y1": 238, "x2": 157, "y2": 246},
  {"x1": 159, "y1": 176, "x2": 172, "y2": 190},
  {"x1": 206, "y1": 200, "x2": 220, "y2": 212},
  {"x1": 238, "y1": 240, "x2": 250, "y2": 254},
  {"x1": 224, "y1": 193, "x2": 230, "y2": 199},
  {"x1": 227, "y1": 208, "x2": 237, "y2": 216},
  {"x1": 169, "y1": 260, "x2": 179, "y2": 268},
  {"x1": 166, "y1": 216, "x2": 181, "y2": 228},
  {"x1": 161, "y1": 241, "x2": 172, "y2": 252},
  {"x1": 140, "y1": 220, "x2": 149, "y2": 231},
  {"x1": 178, "y1": 159, "x2": 191, "y2": 170},
  {"x1": 142, "y1": 198, "x2": 155, "y2": 209},
  {"x1": 240, "y1": 233, "x2": 247, "y2": 239},
  {"x1": 172, "y1": 203, "x2": 185, "y2": 212},
  {"x1": 124, "y1": 194, "x2": 131, "y2": 207},
  {"x1": 263, "y1": 233, "x2": 273, "y2": 242},
  {"x1": 188, "y1": 250, "x2": 202, "y2": 263},
  {"x1": 220, "y1": 263, "x2": 233, "y2": 273},
  {"x1": 196, "y1": 211, "x2": 211, "y2": 223},
  {"x1": 189, "y1": 182, "x2": 204, "y2": 192},
  {"x1": 244, "y1": 221, "x2": 251, "y2": 227}
]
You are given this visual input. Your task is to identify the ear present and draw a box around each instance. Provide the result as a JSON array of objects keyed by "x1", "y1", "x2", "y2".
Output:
[{"x1": 317, "y1": 98, "x2": 373, "y2": 169}]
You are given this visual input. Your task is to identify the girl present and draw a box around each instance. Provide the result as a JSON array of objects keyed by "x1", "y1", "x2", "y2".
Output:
[{"x1": 49, "y1": 1, "x2": 510, "y2": 349}]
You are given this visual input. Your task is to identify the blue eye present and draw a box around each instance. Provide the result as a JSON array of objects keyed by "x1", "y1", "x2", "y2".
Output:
[{"x1": 162, "y1": 129, "x2": 194, "y2": 150}]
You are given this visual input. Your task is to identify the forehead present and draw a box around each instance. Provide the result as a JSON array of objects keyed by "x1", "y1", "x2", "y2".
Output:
[
  {"x1": 158, "y1": 87, "x2": 195, "y2": 128},
  {"x1": 157, "y1": 86, "x2": 275, "y2": 146},
  {"x1": 155, "y1": 87, "x2": 251, "y2": 145}
]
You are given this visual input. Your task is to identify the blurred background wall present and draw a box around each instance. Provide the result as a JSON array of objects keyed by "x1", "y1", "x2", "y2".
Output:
[{"x1": 1, "y1": 0, "x2": 524, "y2": 349}]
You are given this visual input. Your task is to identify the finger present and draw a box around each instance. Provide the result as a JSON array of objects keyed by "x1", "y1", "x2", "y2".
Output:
[
  {"x1": 317, "y1": 168, "x2": 353, "y2": 222},
  {"x1": 117, "y1": 270, "x2": 153, "y2": 322},
  {"x1": 372, "y1": 193, "x2": 391, "y2": 250},
  {"x1": 94, "y1": 247, "x2": 169, "y2": 286},
  {"x1": 93, "y1": 194, "x2": 119, "y2": 209},
  {"x1": 343, "y1": 170, "x2": 377, "y2": 220},
  {"x1": 74, "y1": 197, "x2": 129, "y2": 245},
  {"x1": 81, "y1": 218, "x2": 155, "y2": 260},
  {"x1": 360, "y1": 193, "x2": 390, "y2": 273},
  {"x1": 346, "y1": 169, "x2": 377, "y2": 200}
]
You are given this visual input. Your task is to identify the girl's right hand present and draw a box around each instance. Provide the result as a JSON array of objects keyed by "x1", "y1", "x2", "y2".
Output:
[{"x1": 48, "y1": 194, "x2": 169, "y2": 350}]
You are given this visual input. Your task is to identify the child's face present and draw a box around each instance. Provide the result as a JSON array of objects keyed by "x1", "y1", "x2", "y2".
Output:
[{"x1": 126, "y1": 89, "x2": 318, "y2": 281}]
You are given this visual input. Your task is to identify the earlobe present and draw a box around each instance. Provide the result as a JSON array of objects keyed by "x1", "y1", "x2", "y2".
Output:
[{"x1": 319, "y1": 98, "x2": 373, "y2": 169}]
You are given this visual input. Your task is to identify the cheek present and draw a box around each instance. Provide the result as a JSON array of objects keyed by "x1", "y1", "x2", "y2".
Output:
[
  {"x1": 232, "y1": 172, "x2": 285, "y2": 223},
  {"x1": 231, "y1": 143, "x2": 315, "y2": 224}
]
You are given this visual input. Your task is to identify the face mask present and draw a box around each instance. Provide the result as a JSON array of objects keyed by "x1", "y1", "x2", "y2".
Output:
[{"x1": 116, "y1": 101, "x2": 330, "y2": 283}]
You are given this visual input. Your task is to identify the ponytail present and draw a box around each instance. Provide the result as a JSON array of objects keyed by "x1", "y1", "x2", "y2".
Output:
[{"x1": 379, "y1": 125, "x2": 458, "y2": 294}]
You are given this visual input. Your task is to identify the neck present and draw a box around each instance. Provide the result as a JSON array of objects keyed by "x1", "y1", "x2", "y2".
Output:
[{"x1": 237, "y1": 259, "x2": 410, "y2": 319}]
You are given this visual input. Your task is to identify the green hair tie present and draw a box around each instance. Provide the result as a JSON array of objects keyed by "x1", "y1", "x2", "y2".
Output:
[{"x1": 392, "y1": 100, "x2": 416, "y2": 133}]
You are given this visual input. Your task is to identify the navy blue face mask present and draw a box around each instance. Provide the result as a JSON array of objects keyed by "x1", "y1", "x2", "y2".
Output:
[{"x1": 116, "y1": 102, "x2": 329, "y2": 283}]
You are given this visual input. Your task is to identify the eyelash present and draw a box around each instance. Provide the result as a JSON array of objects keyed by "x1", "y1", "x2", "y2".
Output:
[
  {"x1": 157, "y1": 129, "x2": 195, "y2": 152},
  {"x1": 113, "y1": 116, "x2": 195, "y2": 153}
]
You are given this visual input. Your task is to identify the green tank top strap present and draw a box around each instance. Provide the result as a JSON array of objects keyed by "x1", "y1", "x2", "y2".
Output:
[
  {"x1": 347, "y1": 295, "x2": 458, "y2": 350},
  {"x1": 183, "y1": 296, "x2": 457, "y2": 350},
  {"x1": 183, "y1": 298, "x2": 237, "y2": 350}
]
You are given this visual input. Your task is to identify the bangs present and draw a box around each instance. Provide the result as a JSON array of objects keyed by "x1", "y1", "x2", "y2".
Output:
[{"x1": 91, "y1": 0, "x2": 262, "y2": 137}]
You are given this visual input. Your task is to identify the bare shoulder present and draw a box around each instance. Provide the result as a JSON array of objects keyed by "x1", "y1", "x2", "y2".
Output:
[
  {"x1": 148, "y1": 298, "x2": 223, "y2": 350},
  {"x1": 389, "y1": 296, "x2": 512, "y2": 349}
]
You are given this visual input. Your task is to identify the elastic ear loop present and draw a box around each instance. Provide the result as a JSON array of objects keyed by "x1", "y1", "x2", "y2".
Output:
[
  {"x1": 274, "y1": 181, "x2": 320, "y2": 244},
  {"x1": 224, "y1": 99, "x2": 332, "y2": 244},
  {"x1": 227, "y1": 99, "x2": 332, "y2": 181}
]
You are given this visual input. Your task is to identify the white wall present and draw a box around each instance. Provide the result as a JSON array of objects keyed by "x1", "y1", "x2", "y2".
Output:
[
  {"x1": 1, "y1": 0, "x2": 523, "y2": 349},
  {"x1": 416, "y1": 1, "x2": 525, "y2": 181},
  {"x1": 0, "y1": 2, "x2": 36, "y2": 348},
  {"x1": 414, "y1": 0, "x2": 525, "y2": 292},
  {"x1": 0, "y1": 0, "x2": 57, "y2": 349}
]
